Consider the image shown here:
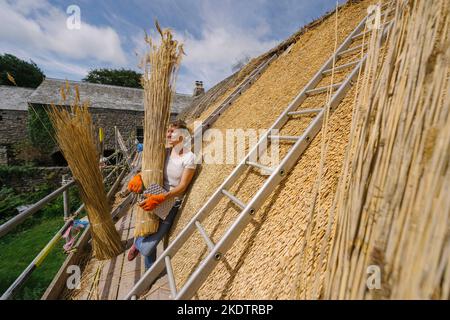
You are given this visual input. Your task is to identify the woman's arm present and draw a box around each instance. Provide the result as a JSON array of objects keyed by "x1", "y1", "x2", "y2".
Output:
[{"x1": 163, "y1": 168, "x2": 196, "y2": 200}]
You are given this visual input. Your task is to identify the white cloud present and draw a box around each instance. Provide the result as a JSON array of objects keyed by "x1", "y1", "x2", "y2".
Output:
[
  {"x1": 175, "y1": 28, "x2": 278, "y2": 93},
  {"x1": 1, "y1": 0, "x2": 283, "y2": 93},
  {"x1": 132, "y1": 1, "x2": 279, "y2": 94},
  {"x1": 0, "y1": 0, "x2": 127, "y2": 73}
]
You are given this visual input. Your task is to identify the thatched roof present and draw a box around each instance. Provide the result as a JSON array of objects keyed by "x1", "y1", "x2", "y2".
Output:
[
  {"x1": 28, "y1": 78, "x2": 193, "y2": 114},
  {"x1": 0, "y1": 85, "x2": 34, "y2": 111},
  {"x1": 167, "y1": 0, "x2": 375, "y2": 299},
  {"x1": 177, "y1": 73, "x2": 237, "y2": 122}
]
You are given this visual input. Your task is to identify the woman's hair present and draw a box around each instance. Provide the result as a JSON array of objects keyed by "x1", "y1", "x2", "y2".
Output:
[{"x1": 169, "y1": 119, "x2": 190, "y2": 134}]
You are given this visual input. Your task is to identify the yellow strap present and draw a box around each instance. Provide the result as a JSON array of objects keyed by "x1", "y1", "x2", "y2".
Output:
[
  {"x1": 99, "y1": 127, "x2": 104, "y2": 142},
  {"x1": 35, "y1": 235, "x2": 61, "y2": 267}
]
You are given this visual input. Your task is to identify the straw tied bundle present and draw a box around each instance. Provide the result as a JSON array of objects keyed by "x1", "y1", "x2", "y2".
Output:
[
  {"x1": 48, "y1": 87, "x2": 123, "y2": 260},
  {"x1": 134, "y1": 21, "x2": 184, "y2": 237},
  {"x1": 320, "y1": 0, "x2": 450, "y2": 299}
]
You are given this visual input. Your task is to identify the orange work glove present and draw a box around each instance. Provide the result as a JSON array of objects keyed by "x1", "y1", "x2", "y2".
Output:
[
  {"x1": 139, "y1": 194, "x2": 167, "y2": 212},
  {"x1": 127, "y1": 174, "x2": 143, "y2": 193}
]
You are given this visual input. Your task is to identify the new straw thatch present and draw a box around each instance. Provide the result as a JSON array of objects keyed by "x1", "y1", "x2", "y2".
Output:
[
  {"x1": 134, "y1": 21, "x2": 184, "y2": 237},
  {"x1": 47, "y1": 85, "x2": 123, "y2": 261},
  {"x1": 161, "y1": 0, "x2": 376, "y2": 299}
]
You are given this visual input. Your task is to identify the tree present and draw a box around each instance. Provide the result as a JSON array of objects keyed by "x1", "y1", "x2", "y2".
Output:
[
  {"x1": 0, "y1": 53, "x2": 45, "y2": 88},
  {"x1": 83, "y1": 68, "x2": 143, "y2": 88}
]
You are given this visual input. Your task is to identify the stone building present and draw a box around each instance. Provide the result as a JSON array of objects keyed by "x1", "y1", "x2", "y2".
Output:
[
  {"x1": 0, "y1": 85, "x2": 34, "y2": 164},
  {"x1": 0, "y1": 78, "x2": 194, "y2": 165}
]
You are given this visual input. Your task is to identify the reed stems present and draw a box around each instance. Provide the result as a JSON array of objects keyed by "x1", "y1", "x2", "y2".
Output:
[
  {"x1": 321, "y1": 0, "x2": 449, "y2": 299},
  {"x1": 48, "y1": 86, "x2": 123, "y2": 260},
  {"x1": 134, "y1": 21, "x2": 184, "y2": 237}
]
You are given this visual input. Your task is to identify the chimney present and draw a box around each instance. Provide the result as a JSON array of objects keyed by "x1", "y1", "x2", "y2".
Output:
[{"x1": 193, "y1": 81, "x2": 205, "y2": 97}]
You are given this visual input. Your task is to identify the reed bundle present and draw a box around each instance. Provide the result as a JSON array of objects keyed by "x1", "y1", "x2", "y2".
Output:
[
  {"x1": 48, "y1": 86, "x2": 123, "y2": 260},
  {"x1": 313, "y1": 0, "x2": 449, "y2": 299},
  {"x1": 134, "y1": 21, "x2": 184, "y2": 237}
]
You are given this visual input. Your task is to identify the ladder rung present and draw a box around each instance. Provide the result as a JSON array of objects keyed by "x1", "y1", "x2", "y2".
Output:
[
  {"x1": 246, "y1": 161, "x2": 274, "y2": 174},
  {"x1": 352, "y1": 20, "x2": 392, "y2": 41},
  {"x1": 221, "y1": 189, "x2": 246, "y2": 210},
  {"x1": 306, "y1": 83, "x2": 342, "y2": 96},
  {"x1": 338, "y1": 44, "x2": 366, "y2": 57},
  {"x1": 287, "y1": 108, "x2": 323, "y2": 116},
  {"x1": 352, "y1": 29, "x2": 371, "y2": 41},
  {"x1": 164, "y1": 256, "x2": 177, "y2": 298},
  {"x1": 269, "y1": 135, "x2": 300, "y2": 142},
  {"x1": 322, "y1": 60, "x2": 361, "y2": 75},
  {"x1": 195, "y1": 221, "x2": 215, "y2": 251}
]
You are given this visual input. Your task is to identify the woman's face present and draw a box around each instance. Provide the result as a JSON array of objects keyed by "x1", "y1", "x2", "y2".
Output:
[{"x1": 166, "y1": 125, "x2": 182, "y2": 147}]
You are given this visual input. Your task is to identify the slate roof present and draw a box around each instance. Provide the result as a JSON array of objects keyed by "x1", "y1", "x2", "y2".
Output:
[
  {"x1": 28, "y1": 78, "x2": 193, "y2": 114},
  {"x1": 0, "y1": 85, "x2": 34, "y2": 111}
]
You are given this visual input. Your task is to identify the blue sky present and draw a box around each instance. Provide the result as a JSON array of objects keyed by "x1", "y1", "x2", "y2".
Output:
[{"x1": 0, "y1": 0, "x2": 345, "y2": 94}]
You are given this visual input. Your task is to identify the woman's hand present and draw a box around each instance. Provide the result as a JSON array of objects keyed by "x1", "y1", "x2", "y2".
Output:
[
  {"x1": 127, "y1": 174, "x2": 143, "y2": 193},
  {"x1": 139, "y1": 194, "x2": 167, "y2": 211}
]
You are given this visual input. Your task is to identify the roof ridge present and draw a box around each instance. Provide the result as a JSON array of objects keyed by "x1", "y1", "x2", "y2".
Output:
[{"x1": 43, "y1": 77, "x2": 191, "y2": 96}]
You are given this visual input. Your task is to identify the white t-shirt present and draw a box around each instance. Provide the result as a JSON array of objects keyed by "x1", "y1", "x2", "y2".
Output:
[{"x1": 163, "y1": 149, "x2": 196, "y2": 192}]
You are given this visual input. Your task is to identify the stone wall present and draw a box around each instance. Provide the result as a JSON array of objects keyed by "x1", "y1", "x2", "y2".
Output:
[
  {"x1": 0, "y1": 146, "x2": 7, "y2": 165},
  {"x1": 90, "y1": 108, "x2": 144, "y2": 151},
  {"x1": 90, "y1": 108, "x2": 177, "y2": 151},
  {"x1": 0, "y1": 106, "x2": 178, "y2": 164},
  {"x1": 0, "y1": 109, "x2": 29, "y2": 145},
  {"x1": 0, "y1": 109, "x2": 29, "y2": 165}
]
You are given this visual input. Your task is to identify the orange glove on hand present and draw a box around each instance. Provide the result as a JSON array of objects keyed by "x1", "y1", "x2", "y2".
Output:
[
  {"x1": 127, "y1": 174, "x2": 143, "y2": 193},
  {"x1": 139, "y1": 194, "x2": 167, "y2": 212}
]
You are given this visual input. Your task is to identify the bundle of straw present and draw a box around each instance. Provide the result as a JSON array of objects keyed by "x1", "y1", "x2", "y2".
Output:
[
  {"x1": 134, "y1": 21, "x2": 184, "y2": 237},
  {"x1": 318, "y1": 0, "x2": 449, "y2": 299},
  {"x1": 48, "y1": 86, "x2": 123, "y2": 260}
]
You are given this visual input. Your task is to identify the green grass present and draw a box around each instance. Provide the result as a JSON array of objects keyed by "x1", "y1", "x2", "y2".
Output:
[
  {"x1": 0, "y1": 180, "x2": 82, "y2": 300},
  {"x1": 0, "y1": 215, "x2": 67, "y2": 300}
]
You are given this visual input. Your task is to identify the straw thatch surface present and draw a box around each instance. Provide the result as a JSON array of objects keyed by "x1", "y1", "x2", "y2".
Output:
[{"x1": 165, "y1": 0, "x2": 377, "y2": 299}]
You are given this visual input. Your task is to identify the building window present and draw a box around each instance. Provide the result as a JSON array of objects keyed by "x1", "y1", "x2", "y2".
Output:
[{"x1": 136, "y1": 126, "x2": 144, "y2": 143}]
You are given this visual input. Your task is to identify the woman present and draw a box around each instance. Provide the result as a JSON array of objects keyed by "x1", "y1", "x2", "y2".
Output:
[{"x1": 127, "y1": 120, "x2": 196, "y2": 270}]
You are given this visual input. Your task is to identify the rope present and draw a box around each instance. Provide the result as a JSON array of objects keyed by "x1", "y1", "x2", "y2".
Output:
[{"x1": 294, "y1": 0, "x2": 341, "y2": 299}]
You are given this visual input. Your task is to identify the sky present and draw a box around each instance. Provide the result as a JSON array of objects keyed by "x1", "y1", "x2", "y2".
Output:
[{"x1": 0, "y1": 0, "x2": 346, "y2": 94}]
